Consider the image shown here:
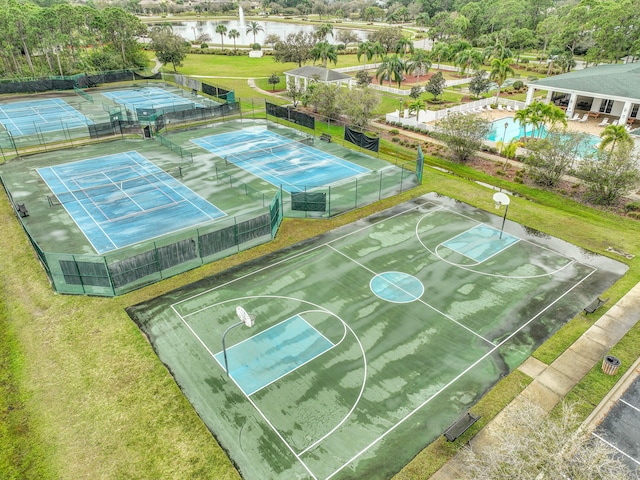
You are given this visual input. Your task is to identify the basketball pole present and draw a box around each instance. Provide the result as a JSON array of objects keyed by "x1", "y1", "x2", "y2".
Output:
[{"x1": 221, "y1": 320, "x2": 244, "y2": 376}]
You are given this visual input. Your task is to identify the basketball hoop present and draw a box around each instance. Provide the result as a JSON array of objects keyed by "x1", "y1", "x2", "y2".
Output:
[{"x1": 236, "y1": 306, "x2": 255, "y2": 327}]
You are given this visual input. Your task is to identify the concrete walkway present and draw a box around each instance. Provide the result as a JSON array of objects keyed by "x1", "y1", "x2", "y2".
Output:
[{"x1": 430, "y1": 282, "x2": 640, "y2": 479}]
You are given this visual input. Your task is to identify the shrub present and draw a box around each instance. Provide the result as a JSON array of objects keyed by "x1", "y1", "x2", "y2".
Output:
[
  {"x1": 624, "y1": 202, "x2": 640, "y2": 212},
  {"x1": 513, "y1": 80, "x2": 524, "y2": 90},
  {"x1": 389, "y1": 129, "x2": 399, "y2": 135},
  {"x1": 200, "y1": 43, "x2": 208, "y2": 49},
  {"x1": 520, "y1": 58, "x2": 530, "y2": 64},
  {"x1": 392, "y1": 137, "x2": 400, "y2": 143},
  {"x1": 514, "y1": 176, "x2": 524, "y2": 183},
  {"x1": 628, "y1": 211, "x2": 640, "y2": 220},
  {"x1": 252, "y1": 43, "x2": 261, "y2": 50}
]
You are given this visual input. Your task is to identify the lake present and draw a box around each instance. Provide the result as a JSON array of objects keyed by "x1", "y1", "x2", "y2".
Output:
[{"x1": 151, "y1": 19, "x2": 370, "y2": 46}]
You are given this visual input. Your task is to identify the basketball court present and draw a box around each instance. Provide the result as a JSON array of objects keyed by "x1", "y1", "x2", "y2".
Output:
[{"x1": 128, "y1": 193, "x2": 626, "y2": 480}]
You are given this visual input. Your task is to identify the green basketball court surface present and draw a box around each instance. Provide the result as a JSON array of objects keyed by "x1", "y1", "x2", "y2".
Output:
[{"x1": 128, "y1": 193, "x2": 626, "y2": 480}]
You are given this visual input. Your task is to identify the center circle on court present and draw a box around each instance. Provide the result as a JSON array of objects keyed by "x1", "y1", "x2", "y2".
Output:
[{"x1": 370, "y1": 272, "x2": 424, "y2": 303}]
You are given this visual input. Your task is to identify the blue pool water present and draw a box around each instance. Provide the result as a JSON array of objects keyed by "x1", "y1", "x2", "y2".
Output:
[{"x1": 487, "y1": 117, "x2": 601, "y2": 154}]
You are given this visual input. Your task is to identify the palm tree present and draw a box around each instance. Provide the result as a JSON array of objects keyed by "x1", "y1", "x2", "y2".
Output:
[
  {"x1": 406, "y1": 49, "x2": 431, "y2": 82},
  {"x1": 599, "y1": 125, "x2": 633, "y2": 152},
  {"x1": 408, "y1": 98, "x2": 426, "y2": 122},
  {"x1": 315, "y1": 23, "x2": 333, "y2": 41},
  {"x1": 431, "y1": 42, "x2": 451, "y2": 70},
  {"x1": 489, "y1": 57, "x2": 515, "y2": 102},
  {"x1": 357, "y1": 41, "x2": 374, "y2": 70},
  {"x1": 245, "y1": 21, "x2": 264, "y2": 45},
  {"x1": 395, "y1": 37, "x2": 414, "y2": 58},
  {"x1": 454, "y1": 48, "x2": 483, "y2": 77},
  {"x1": 371, "y1": 41, "x2": 385, "y2": 65},
  {"x1": 215, "y1": 24, "x2": 227, "y2": 50},
  {"x1": 376, "y1": 54, "x2": 405, "y2": 87},
  {"x1": 542, "y1": 103, "x2": 568, "y2": 131},
  {"x1": 310, "y1": 41, "x2": 338, "y2": 68},
  {"x1": 228, "y1": 29, "x2": 240, "y2": 53}
]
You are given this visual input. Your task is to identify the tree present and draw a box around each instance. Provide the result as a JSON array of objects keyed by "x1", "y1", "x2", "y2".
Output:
[
  {"x1": 408, "y1": 98, "x2": 426, "y2": 123},
  {"x1": 336, "y1": 30, "x2": 359, "y2": 48},
  {"x1": 406, "y1": 49, "x2": 431, "y2": 83},
  {"x1": 267, "y1": 72, "x2": 280, "y2": 91},
  {"x1": 435, "y1": 113, "x2": 491, "y2": 162},
  {"x1": 424, "y1": 71, "x2": 446, "y2": 101},
  {"x1": 215, "y1": 24, "x2": 227, "y2": 49},
  {"x1": 599, "y1": 125, "x2": 634, "y2": 153},
  {"x1": 395, "y1": 37, "x2": 414, "y2": 58},
  {"x1": 272, "y1": 32, "x2": 315, "y2": 67},
  {"x1": 310, "y1": 41, "x2": 337, "y2": 68},
  {"x1": 461, "y1": 400, "x2": 636, "y2": 479},
  {"x1": 354, "y1": 70, "x2": 372, "y2": 88},
  {"x1": 376, "y1": 55, "x2": 405, "y2": 87},
  {"x1": 468, "y1": 70, "x2": 491, "y2": 98},
  {"x1": 578, "y1": 144, "x2": 640, "y2": 205},
  {"x1": 430, "y1": 42, "x2": 451, "y2": 70},
  {"x1": 367, "y1": 27, "x2": 404, "y2": 54},
  {"x1": 341, "y1": 87, "x2": 380, "y2": 130},
  {"x1": 524, "y1": 131, "x2": 589, "y2": 187},
  {"x1": 228, "y1": 29, "x2": 240, "y2": 53},
  {"x1": 315, "y1": 23, "x2": 333, "y2": 41},
  {"x1": 489, "y1": 57, "x2": 515, "y2": 102},
  {"x1": 357, "y1": 40, "x2": 374, "y2": 70},
  {"x1": 149, "y1": 26, "x2": 189, "y2": 72},
  {"x1": 245, "y1": 20, "x2": 264, "y2": 45},
  {"x1": 309, "y1": 83, "x2": 342, "y2": 120},
  {"x1": 409, "y1": 86, "x2": 422, "y2": 100},
  {"x1": 286, "y1": 78, "x2": 303, "y2": 107},
  {"x1": 454, "y1": 48, "x2": 483, "y2": 77}
]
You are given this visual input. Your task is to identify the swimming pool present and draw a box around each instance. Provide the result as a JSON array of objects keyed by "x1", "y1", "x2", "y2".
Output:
[{"x1": 487, "y1": 117, "x2": 601, "y2": 153}]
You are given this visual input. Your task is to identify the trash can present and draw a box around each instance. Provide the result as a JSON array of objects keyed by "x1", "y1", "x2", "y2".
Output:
[{"x1": 602, "y1": 355, "x2": 621, "y2": 375}]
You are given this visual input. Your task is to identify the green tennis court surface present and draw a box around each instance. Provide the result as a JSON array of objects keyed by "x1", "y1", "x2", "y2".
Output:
[{"x1": 128, "y1": 194, "x2": 626, "y2": 480}]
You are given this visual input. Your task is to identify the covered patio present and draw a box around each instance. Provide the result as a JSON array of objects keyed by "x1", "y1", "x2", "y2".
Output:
[{"x1": 525, "y1": 63, "x2": 640, "y2": 130}]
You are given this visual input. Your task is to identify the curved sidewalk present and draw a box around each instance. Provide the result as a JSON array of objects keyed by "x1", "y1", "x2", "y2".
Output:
[{"x1": 430, "y1": 281, "x2": 640, "y2": 479}]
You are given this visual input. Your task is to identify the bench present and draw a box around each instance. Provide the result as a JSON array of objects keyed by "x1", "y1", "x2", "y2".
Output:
[
  {"x1": 16, "y1": 203, "x2": 28, "y2": 218},
  {"x1": 320, "y1": 133, "x2": 332, "y2": 143},
  {"x1": 584, "y1": 297, "x2": 609, "y2": 314},
  {"x1": 443, "y1": 412, "x2": 480, "y2": 442}
]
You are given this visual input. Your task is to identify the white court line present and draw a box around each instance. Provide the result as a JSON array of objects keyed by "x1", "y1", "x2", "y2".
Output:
[
  {"x1": 592, "y1": 432, "x2": 640, "y2": 466},
  {"x1": 438, "y1": 224, "x2": 520, "y2": 264},
  {"x1": 174, "y1": 201, "x2": 432, "y2": 310},
  {"x1": 126, "y1": 151, "x2": 226, "y2": 221},
  {"x1": 171, "y1": 201, "x2": 601, "y2": 479},
  {"x1": 46, "y1": 167, "x2": 117, "y2": 252},
  {"x1": 324, "y1": 267, "x2": 598, "y2": 480},
  {"x1": 172, "y1": 295, "x2": 369, "y2": 480},
  {"x1": 417, "y1": 210, "x2": 581, "y2": 279},
  {"x1": 327, "y1": 244, "x2": 495, "y2": 346}
]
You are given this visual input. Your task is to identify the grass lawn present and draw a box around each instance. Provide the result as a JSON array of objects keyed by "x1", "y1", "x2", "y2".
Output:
[{"x1": 3, "y1": 54, "x2": 640, "y2": 479}]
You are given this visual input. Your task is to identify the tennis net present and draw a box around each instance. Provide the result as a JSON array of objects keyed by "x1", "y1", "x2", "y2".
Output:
[
  {"x1": 47, "y1": 167, "x2": 184, "y2": 206},
  {"x1": 225, "y1": 137, "x2": 313, "y2": 165}
]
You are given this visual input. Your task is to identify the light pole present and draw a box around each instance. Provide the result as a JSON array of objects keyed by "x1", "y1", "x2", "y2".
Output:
[
  {"x1": 399, "y1": 99, "x2": 403, "y2": 119},
  {"x1": 493, "y1": 192, "x2": 510, "y2": 239},
  {"x1": 502, "y1": 121, "x2": 508, "y2": 144},
  {"x1": 221, "y1": 306, "x2": 255, "y2": 376}
]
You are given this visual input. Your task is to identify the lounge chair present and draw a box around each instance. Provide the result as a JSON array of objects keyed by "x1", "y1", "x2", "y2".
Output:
[
  {"x1": 610, "y1": 119, "x2": 619, "y2": 126},
  {"x1": 597, "y1": 117, "x2": 609, "y2": 127},
  {"x1": 578, "y1": 114, "x2": 589, "y2": 122},
  {"x1": 497, "y1": 104, "x2": 505, "y2": 111},
  {"x1": 625, "y1": 124, "x2": 632, "y2": 132},
  {"x1": 486, "y1": 105, "x2": 494, "y2": 111},
  {"x1": 568, "y1": 114, "x2": 580, "y2": 121},
  {"x1": 506, "y1": 105, "x2": 513, "y2": 111}
]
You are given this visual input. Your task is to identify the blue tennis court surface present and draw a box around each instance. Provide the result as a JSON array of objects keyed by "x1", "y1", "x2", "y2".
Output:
[
  {"x1": 0, "y1": 98, "x2": 93, "y2": 136},
  {"x1": 102, "y1": 87, "x2": 203, "y2": 115},
  {"x1": 191, "y1": 128, "x2": 370, "y2": 192},
  {"x1": 443, "y1": 225, "x2": 519, "y2": 262},
  {"x1": 214, "y1": 315, "x2": 334, "y2": 395},
  {"x1": 37, "y1": 151, "x2": 225, "y2": 254}
]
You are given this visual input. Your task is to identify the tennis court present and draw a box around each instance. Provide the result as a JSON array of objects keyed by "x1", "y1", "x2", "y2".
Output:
[
  {"x1": 192, "y1": 127, "x2": 370, "y2": 192},
  {"x1": 128, "y1": 194, "x2": 626, "y2": 480},
  {"x1": 37, "y1": 151, "x2": 225, "y2": 254},
  {"x1": 0, "y1": 98, "x2": 93, "y2": 136},
  {"x1": 102, "y1": 86, "x2": 207, "y2": 116}
]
